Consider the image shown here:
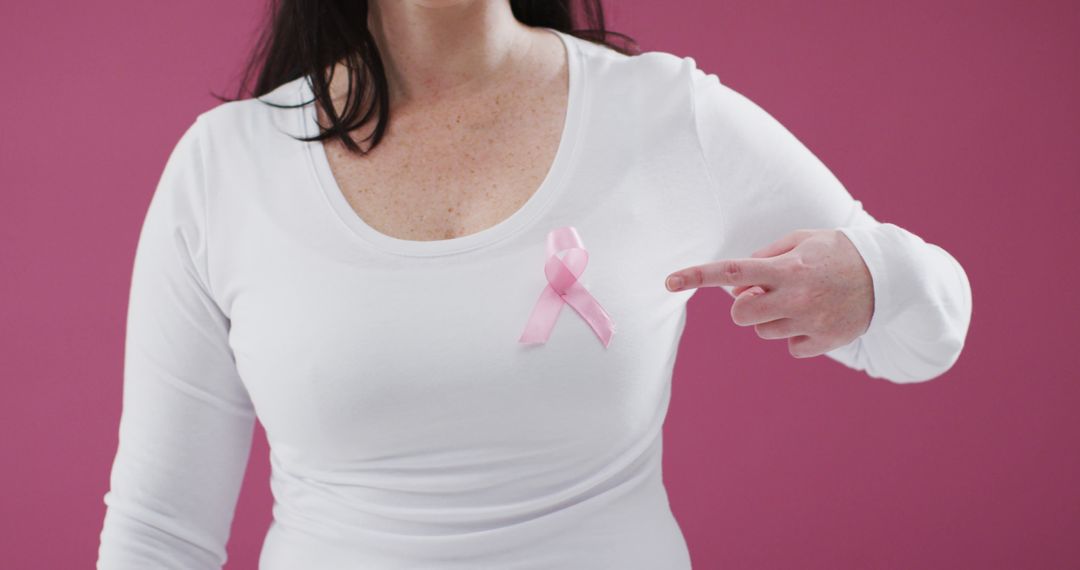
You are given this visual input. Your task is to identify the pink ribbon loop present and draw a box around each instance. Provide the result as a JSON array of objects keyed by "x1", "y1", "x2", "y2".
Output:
[{"x1": 518, "y1": 226, "x2": 616, "y2": 347}]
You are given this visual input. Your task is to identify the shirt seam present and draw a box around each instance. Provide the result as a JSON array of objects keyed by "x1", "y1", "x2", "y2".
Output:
[
  {"x1": 685, "y1": 58, "x2": 730, "y2": 253},
  {"x1": 190, "y1": 113, "x2": 221, "y2": 311}
]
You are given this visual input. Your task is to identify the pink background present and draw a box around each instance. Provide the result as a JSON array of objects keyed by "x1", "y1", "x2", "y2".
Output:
[{"x1": 2, "y1": 1, "x2": 1077, "y2": 568}]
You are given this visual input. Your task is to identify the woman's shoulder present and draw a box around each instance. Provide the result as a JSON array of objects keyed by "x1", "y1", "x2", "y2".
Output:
[
  {"x1": 193, "y1": 75, "x2": 309, "y2": 154},
  {"x1": 574, "y1": 33, "x2": 696, "y2": 80},
  {"x1": 572, "y1": 34, "x2": 709, "y2": 115}
]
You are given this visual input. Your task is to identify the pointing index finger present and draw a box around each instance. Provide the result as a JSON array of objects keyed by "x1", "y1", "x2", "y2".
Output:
[{"x1": 666, "y1": 258, "x2": 780, "y2": 291}]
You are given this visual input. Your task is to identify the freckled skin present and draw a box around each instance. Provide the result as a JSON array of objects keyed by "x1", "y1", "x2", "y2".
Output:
[{"x1": 315, "y1": 27, "x2": 568, "y2": 242}]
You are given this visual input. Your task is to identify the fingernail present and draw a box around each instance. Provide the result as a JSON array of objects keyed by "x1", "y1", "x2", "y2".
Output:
[{"x1": 667, "y1": 275, "x2": 684, "y2": 290}]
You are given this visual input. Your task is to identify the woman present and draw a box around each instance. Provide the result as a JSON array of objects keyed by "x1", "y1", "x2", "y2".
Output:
[{"x1": 96, "y1": 1, "x2": 972, "y2": 568}]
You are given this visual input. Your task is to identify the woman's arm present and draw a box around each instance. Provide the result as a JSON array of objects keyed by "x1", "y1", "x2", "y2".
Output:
[
  {"x1": 687, "y1": 58, "x2": 973, "y2": 383},
  {"x1": 97, "y1": 117, "x2": 256, "y2": 569}
]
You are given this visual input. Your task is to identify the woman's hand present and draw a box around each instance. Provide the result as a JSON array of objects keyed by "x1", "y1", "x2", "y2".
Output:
[{"x1": 665, "y1": 229, "x2": 875, "y2": 358}]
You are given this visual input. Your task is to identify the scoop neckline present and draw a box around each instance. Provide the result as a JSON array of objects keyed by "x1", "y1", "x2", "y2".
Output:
[{"x1": 299, "y1": 26, "x2": 586, "y2": 258}]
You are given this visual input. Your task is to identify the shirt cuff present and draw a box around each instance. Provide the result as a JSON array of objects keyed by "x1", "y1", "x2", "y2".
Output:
[{"x1": 835, "y1": 223, "x2": 903, "y2": 339}]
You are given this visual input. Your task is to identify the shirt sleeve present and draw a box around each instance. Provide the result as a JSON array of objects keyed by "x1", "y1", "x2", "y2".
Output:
[
  {"x1": 688, "y1": 58, "x2": 973, "y2": 384},
  {"x1": 97, "y1": 116, "x2": 257, "y2": 569}
]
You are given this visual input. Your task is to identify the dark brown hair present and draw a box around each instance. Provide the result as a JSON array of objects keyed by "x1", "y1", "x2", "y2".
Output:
[{"x1": 213, "y1": 1, "x2": 639, "y2": 154}]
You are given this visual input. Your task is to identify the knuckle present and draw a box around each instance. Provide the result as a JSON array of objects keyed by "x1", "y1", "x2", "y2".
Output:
[
  {"x1": 720, "y1": 260, "x2": 742, "y2": 280},
  {"x1": 765, "y1": 319, "x2": 790, "y2": 340},
  {"x1": 788, "y1": 335, "x2": 813, "y2": 358},
  {"x1": 689, "y1": 265, "x2": 706, "y2": 286},
  {"x1": 678, "y1": 266, "x2": 703, "y2": 288},
  {"x1": 755, "y1": 322, "x2": 781, "y2": 339},
  {"x1": 789, "y1": 254, "x2": 811, "y2": 274}
]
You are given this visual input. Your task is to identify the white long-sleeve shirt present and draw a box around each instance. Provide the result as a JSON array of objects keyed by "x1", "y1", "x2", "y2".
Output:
[{"x1": 97, "y1": 26, "x2": 972, "y2": 569}]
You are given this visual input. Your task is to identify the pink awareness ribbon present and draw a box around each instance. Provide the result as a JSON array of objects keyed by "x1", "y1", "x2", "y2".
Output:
[{"x1": 518, "y1": 226, "x2": 616, "y2": 347}]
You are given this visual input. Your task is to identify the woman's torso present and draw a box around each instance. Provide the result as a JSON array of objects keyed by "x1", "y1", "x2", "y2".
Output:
[{"x1": 198, "y1": 27, "x2": 721, "y2": 568}]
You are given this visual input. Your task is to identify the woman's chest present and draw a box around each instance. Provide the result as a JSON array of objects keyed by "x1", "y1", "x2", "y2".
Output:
[
  {"x1": 224, "y1": 236, "x2": 690, "y2": 460},
  {"x1": 211, "y1": 138, "x2": 725, "y2": 462}
]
